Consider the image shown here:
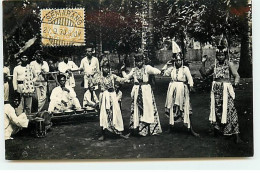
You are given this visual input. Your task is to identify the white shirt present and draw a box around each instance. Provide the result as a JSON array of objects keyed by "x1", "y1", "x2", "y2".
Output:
[
  {"x1": 164, "y1": 66, "x2": 194, "y2": 87},
  {"x1": 83, "y1": 90, "x2": 99, "y2": 110},
  {"x1": 58, "y1": 61, "x2": 79, "y2": 73},
  {"x1": 123, "y1": 65, "x2": 161, "y2": 83},
  {"x1": 4, "y1": 104, "x2": 29, "y2": 140},
  {"x1": 13, "y1": 65, "x2": 26, "y2": 91},
  {"x1": 3, "y1": 66, "x2": 10, "y2": 75},
  {"x1": 50, "y1": 85, "x2": 78, "y2": 103},
  {"x1": 80, "y1": 56, "x2": 100, "y2": 76},
  {"x1": 30, "y1": 60, "x2": 49, "y2": 83}
]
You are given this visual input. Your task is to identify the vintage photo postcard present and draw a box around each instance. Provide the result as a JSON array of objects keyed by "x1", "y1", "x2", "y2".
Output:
[{"x1": 2, "y1": 0, "x2": 253, "y2": 160}]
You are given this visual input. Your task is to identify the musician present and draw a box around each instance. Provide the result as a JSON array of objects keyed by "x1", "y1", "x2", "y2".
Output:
[
  {"x1": 48, "y1": 74, "x2": 81, "y2": 113},
  {"x1": 58, "y1": 56, "x2": 79, "y2": 89},
  {"x1": 13, "y1": 55, "x2": 35, "y2": 115},
  {"x1": 4, "y1": 59, "x2": 10, "y2": 101},
  {"x1": 5, "y1": 93, "x2": 29, "y2": 140},
  {"x1": 83, "y1": 79, "x2": 99, "y2": 112},
  {"x1": 30, "y1": 50, "x2": 49, "y2": 112},
  {"x1": 79, "y1": 46, "x2": 100, "y2": 90}
]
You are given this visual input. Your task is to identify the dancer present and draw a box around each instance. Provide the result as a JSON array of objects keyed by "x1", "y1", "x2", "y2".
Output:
[
  {"x1": 122, "y1": 53, "x2": 162, "y2": 136},
  {"x1": 162, "y1": 48, "x2": 199, "y2": 136},
  {"x1": 96, "y1": 61, "x2": 129, "y2": 140},
  {"x1": 199, "y1": 43, "x2": 242, "y2": 143}
]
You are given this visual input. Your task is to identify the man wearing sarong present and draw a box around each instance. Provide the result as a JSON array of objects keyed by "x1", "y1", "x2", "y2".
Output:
[
  {"x1": 79, "y1": 46, "x2": 100, "y2": 90},
  {"x1": 13, "y1": 55, "x2": 35, "y2": 115},
  {"x1": 30, "y1": 50, "x2": 49, "y2": 112}
]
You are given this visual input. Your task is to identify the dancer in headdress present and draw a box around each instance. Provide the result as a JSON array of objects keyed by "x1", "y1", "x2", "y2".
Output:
[
  {"x1": 161, "y1": 41, "x2": 199, "y2": 136},
  {"x1": 96, "y1": 61, "x2": 129, "y2": 140},
  {"x1": 199, "y1": 39, "x2": 242, "y2": 143},
  {"x1": 122, "y1": 53, "x2": 162, "y2": 136}
]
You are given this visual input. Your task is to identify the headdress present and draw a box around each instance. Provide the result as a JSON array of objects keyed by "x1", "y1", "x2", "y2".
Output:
[
  {"x1": 172, "y1": 40, "x2": 181, "y2": 54},
  {"x1": 134, "y1": 53, "x2": 144, "y2": 62}
]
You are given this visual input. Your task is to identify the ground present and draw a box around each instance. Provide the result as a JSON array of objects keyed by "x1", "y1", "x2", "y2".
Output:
[{"x1": 5, "y1": 69, "x2": 253, "y2": 160}]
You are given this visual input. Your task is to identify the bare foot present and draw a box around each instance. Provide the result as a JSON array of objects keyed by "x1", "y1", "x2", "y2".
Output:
[
  {"x1": 98, "y1": 135, "x2": 105, "y2": 141},
  {"x1": 120, "y1": 134, "x2": 129, "y2": 139},
  {"x1": 235, "y1": 135, "x2": 243, "y2": 144},
  {"x1": 190, "y1": 129, "x2": 200, "y2": 137}
]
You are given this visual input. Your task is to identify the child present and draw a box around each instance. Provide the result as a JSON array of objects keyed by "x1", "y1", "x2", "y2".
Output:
[{"x1": 83, "y1": 79, "x2": 99, "y2": 112}]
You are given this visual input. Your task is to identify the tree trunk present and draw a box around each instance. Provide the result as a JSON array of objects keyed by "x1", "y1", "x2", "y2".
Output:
[{"x1": 238, "y1": 14, "x2": 252, "y2": 78}]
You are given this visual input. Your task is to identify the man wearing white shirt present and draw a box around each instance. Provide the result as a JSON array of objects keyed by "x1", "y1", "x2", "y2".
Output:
[
  {"x1": 58, "y1": 56, "x2": 79, "y2": 88},
  {"x1": 13, "y1": 55, "x2": 35, "y2": 115},
  {"x1": 5, "y1": 89, "x2": 29, "y2": 140},
  {"x1": 79, "y1": 46, "x2": 100, "y2": 90},
  {"x1": 4, "y1": 60, "x2": 10, "y2": 101},
  {"x1": 30, "y1": 50, "x2": 49, "y2": 112},
  {"x1": 48, "y1": 74, "x2": 81, "y2": 112}
]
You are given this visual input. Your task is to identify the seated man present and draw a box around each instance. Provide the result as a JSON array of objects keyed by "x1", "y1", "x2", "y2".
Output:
[
  {"x1": 83, "y1": 79, "x2": 99, "y2": 112},
  {"x1": 5, "y1": 93, "x2": 29, "y2": 140},
  {"x1": 48, "y1": 74, "x2": 81, "y2": 113}
]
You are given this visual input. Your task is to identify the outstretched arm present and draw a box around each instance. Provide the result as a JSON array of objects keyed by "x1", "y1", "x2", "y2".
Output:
[
  {"x1": 146, "y1": 65, "x2": 161, "y2": 75},
  {"x1": 113, "y1": 74, "x2": 130, "y2": 83},
  {"x1": 122, "y1": 68, "x2": 134, "y2": 80}
]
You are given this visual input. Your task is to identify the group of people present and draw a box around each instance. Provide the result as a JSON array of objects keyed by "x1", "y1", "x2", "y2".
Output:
[{"x1": 4, "y1": 41, "x2": 242, "y2": 143}]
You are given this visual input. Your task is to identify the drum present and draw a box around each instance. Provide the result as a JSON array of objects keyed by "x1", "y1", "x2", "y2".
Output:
[{"x1": 35, "y1": 118, "x2": 46, "y2": 138}]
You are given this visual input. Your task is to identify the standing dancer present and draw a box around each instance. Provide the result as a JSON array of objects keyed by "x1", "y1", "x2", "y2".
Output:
[
  {"x1": 162, "y1": 47, "x2": 199, "y2": 136},
  {"x1": 97, "y1": 61, "x2": 129, "y2": 140},
  {"x1": 199, "y1": 43, "x2": 242, "y2": 143},
  {"x1": 122, "y1": 54, "x2": 162, "y2": 136}
]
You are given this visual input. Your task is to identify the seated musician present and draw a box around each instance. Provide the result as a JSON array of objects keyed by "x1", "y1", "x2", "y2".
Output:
[
  {"x1": 5, "y1": 93, "x2": 29, "y2": 140},
  {"x1": 83, "y1": 79, "x2": 99, "y2": 112},
  {"x1": 48, "y1": 74, "x2": 81, "y2": 113}
]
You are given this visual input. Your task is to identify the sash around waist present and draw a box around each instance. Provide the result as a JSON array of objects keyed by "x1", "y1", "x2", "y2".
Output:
[{"x1": 134, "y1": 82, "x2": 149, "y2": 85}]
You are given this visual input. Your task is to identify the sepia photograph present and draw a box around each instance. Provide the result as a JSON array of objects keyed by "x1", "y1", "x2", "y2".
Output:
[{"x1": 2, "y1": 0, "x2": 253, "y2": 160}]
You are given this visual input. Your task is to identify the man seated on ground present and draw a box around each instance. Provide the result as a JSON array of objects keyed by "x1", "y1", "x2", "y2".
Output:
[
  {"x1": 83, "y1": 79, "x2": 99, "y2": 112},
  {"x1": 5, "y1": 93, "x2": 29, "y2": 140},
  {"x1": 48, "y1": 74, "x2": 81, "y2": 113}
]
